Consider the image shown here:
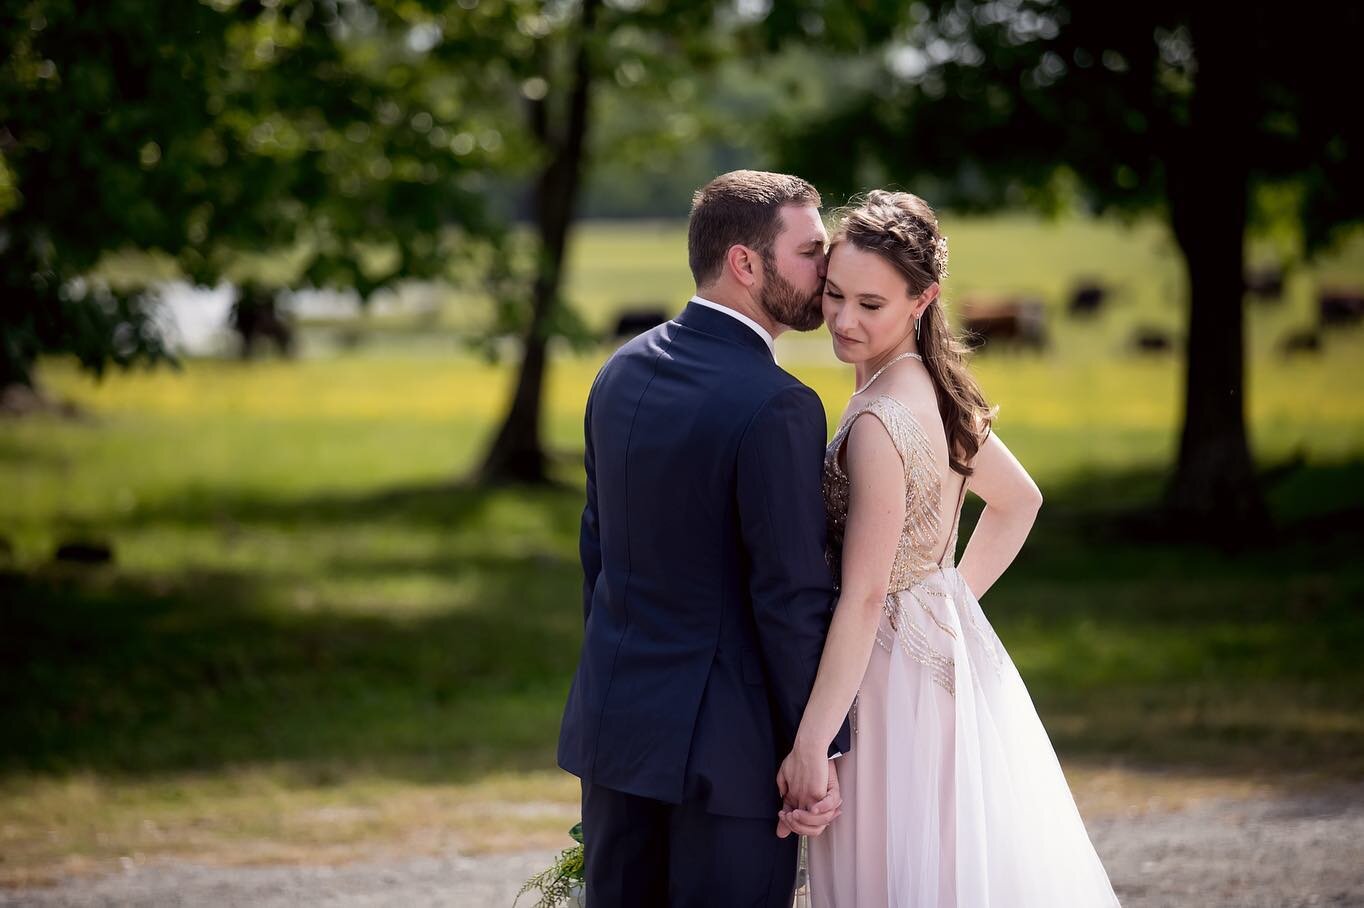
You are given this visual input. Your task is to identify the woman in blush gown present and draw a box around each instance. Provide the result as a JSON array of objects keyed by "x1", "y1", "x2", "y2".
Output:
[{"x1": 777, "y1": 191, "x2": 1120, "y2": 907}]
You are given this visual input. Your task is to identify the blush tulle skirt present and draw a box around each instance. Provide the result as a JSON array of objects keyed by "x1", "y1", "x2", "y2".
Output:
[{"x1": 801, "y1": 566, "x2": 1120, "y2": 907}]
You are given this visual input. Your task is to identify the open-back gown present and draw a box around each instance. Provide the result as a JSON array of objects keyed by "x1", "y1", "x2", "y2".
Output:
[{"x1": 804, "y1": 393, "x2": 1120, "y2": 907}]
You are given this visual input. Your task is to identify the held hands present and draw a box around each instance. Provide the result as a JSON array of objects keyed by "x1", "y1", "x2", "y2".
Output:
[
  {"x1": 778, "y1": 736, "x2": 834, "y2": 810},
  {"x1": 775, "y1": 753, "x2": 842, "y2": 838}
]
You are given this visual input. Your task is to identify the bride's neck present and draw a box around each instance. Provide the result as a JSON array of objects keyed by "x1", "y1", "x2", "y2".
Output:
[{"x1": 854, "y1": 338, "x2": 920, "y2": 392}]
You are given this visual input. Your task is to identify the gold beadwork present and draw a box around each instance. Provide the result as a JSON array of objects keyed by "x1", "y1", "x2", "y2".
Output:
[
  {"x1": 909, "y1": 586, "x2": 958, "y2": 639},
  {"x1": 824, "y1": 394, "x2": 961, "y2": 591},
  {"x1": 824, "y1": 393, "x2": 968, "y2": 698}
]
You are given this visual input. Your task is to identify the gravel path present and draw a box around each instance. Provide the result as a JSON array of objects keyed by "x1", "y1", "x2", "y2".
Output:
[
  {"x1": 1088, "y1": 782, "x2": 1364, "y2": 907},
  {"x1": 6, "y1": 784, "x2": 1362, "y2": 907},
  {"x1": 0, "y1": 851, "x2": 556, "y2": 908}
]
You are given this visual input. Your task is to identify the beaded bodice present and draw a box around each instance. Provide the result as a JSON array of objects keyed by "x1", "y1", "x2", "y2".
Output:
[{"x1": 822, "y1": 394, "x2": 966, "y2": 593}]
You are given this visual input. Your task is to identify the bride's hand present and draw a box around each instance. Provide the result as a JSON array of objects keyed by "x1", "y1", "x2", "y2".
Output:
[
  {"x1": 777, "y1": 735, "x2": 834, "y2": 810},
  {"x1": 776, "y1": 758, "x2": 842, "y2": 838}
]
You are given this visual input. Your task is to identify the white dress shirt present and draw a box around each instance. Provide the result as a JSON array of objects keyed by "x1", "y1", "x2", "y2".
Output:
[{"x1": 689, "y1": 295, "x2": 777, "y2": 363}]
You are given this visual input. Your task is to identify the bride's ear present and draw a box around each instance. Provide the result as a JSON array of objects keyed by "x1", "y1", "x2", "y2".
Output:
[{"x1": 918, "y1": 281, "x2": 941, "y2": 314}]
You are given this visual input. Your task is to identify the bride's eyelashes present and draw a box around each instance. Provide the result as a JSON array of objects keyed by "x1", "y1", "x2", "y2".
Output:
[{"x1": 825, "y1": 287, "x2": 881, "y2": 312}]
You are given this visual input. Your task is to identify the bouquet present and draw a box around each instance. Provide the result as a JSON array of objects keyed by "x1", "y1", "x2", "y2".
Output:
[{"x1": 515, "y1": 822, "x2": 585, "y2": 908}]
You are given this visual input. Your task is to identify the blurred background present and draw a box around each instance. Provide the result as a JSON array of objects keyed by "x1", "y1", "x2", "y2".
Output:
[{"x1": 2, "y1": 1, "x2": 1362, "y2": 904}]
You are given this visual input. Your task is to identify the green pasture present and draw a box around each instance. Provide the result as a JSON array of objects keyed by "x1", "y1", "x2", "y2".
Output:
[{"x1": 2, "y1": 216, "x2": 1363, "y2": 883}]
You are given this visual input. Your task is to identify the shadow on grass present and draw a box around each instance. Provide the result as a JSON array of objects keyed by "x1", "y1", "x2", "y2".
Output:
[
  {"x1": 98, "y1": 465, "x2": 590, "y2": 536},
  {"x1": 2, "y1": 461, "x2": 1362, "y2": 786},
  {"x1": 0, "y1": 547, "x2": 585, "y2": 785}
]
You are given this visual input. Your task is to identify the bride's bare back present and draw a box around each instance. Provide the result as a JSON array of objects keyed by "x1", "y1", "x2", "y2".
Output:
[{"x1": 832, "y1": 363, "x2": 1040, "y2": 605}]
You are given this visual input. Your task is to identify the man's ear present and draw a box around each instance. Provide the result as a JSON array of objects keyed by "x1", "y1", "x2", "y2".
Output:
[{"x1": 726, "y1": 244, "x2": 760, "y2": 289}]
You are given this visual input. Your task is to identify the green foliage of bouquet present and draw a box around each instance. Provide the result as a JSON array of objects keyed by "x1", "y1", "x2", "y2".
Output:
[{"x1": 515, "y1": 822, "x2": 585, "y2": 908}]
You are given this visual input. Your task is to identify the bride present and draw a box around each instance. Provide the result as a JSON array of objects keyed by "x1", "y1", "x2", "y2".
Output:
[{"x1": 777, "y1": 191, "x2": 1120, "y2": 906}]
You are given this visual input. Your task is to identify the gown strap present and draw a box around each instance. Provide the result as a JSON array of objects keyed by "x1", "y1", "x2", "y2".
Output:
[{"x1": 936, "y1": 471, "x2": 969, "y2": 568}]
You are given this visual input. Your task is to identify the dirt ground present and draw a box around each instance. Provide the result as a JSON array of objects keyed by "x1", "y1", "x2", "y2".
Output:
[{"x1": 4, "y1": 781, "x2": 1361, "y2": 907}]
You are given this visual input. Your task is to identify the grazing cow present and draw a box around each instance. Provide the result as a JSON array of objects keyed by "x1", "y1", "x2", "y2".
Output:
[
  {"x1": 611, "y1": 307, "x2": 669, "y2": 341},
  {"x1": 1244, "y1": 264, "x2": 1285, "y2": 300},
  {"x1": 1068, "y1": 279, "x2": 1108, "y2": 316},
  {"x1": 1319, "y1": 287, "x2": 1364, "y2": 326},
  {"x1": 1131, "y1": 326, "x2": 1174, "y2": 354},
  {"x1": 1279, "y1": 328, "x2": 1322, "y2": 356},
  {"x1": 959, "y1": 294, "x2": 1048, "y2": 351},
  {"x1": 231, "y1": 283, "x2": 295, "y2": 359}
]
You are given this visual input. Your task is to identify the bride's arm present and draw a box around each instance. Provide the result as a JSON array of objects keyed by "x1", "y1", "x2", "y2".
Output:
[
  {"x1": 780, "y1": 414, "x2": 907, "y2": 809},
  {"x1": 955, "y1": 431, "x2": 1043, "y2": 601}
]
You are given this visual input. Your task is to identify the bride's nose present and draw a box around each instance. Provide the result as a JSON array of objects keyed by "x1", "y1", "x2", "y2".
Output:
[{"x1": 834, "y1": 303, "x2": 857, "y2": 334}]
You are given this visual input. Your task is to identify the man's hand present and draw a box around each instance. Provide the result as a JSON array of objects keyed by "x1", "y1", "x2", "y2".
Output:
[{"x1": 776, "y1": 758, "x2": 842, "y2": 838}]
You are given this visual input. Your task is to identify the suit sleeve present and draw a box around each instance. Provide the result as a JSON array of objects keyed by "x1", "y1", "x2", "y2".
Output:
[
  {"x1": 737, "y1": 384, "x2": 852, "y2": 757},
  {"x1": 579, "y1": 383, "x2": 602, "y2": 626}
]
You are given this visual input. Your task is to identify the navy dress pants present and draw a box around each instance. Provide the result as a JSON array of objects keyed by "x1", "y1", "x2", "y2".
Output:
[{"x1": 581, "y1": 781, "x2": 799, "y2": 908}]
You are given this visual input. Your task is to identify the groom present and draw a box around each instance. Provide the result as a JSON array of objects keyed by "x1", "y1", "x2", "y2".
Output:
[{"x1": 557, "y1": 170, "x2": 851, "y2": 906}]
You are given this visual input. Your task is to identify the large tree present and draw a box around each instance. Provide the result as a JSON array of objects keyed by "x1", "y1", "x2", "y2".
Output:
[
  {"x1": 0, "y1": 0, "x2": 497, "y2": 391},
  {"x1": 2, "y1": 0, "x2": 749, "y2": 487},
  {"x1": 767, "y1": 0, "x2": 1362, "y2": 539},
  {"x1": 401, "y1": 0, "x2": 739, "y2": 484}
]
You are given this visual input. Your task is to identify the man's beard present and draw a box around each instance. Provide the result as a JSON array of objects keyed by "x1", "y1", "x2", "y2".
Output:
[{"x1": 760, "y1": 258, "x2": 824, "y2": 332}]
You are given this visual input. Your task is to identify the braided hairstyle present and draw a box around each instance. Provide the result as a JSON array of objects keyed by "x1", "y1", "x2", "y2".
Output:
[{"x1": 831, "y1": 190, "x2": 995, "y2": 476}]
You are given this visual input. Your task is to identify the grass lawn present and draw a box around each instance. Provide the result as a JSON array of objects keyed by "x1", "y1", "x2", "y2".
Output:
[{"x1": 3, "y1": 216, "x2": 1363, "y2": 884}]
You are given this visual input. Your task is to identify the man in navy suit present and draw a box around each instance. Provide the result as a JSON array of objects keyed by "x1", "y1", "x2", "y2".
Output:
[{"x1": 558, "y1": 170, "x2": 852, "y2": 906}]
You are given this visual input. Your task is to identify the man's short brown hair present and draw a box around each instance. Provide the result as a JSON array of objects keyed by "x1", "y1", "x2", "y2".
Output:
[{"x1": 687, "y1": 170, "x2": 821, "y2": 287}]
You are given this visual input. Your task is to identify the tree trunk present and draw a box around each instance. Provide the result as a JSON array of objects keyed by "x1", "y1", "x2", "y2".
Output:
[
  {"x1": 477, "y1": 0, "x2": 600, "y2": 485},
  {"x1": 1165, "y1": 8, "x2": 1271, "y2": 541},
  {"x1": 0, "y1": 246, "x2": 40, "y2": 389},
  {"x1": 0, "y1": 341, "x2": 36, "y2": 390}
]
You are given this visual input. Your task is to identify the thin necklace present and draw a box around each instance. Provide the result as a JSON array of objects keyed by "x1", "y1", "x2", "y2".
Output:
[{"x1": 852, "y1": 351, "x2": 922, "y2": 396}]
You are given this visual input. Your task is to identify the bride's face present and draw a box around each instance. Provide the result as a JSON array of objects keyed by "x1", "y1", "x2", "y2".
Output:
[{"x1": 822, "y1": 242, "x2": 918, "y2": 364}]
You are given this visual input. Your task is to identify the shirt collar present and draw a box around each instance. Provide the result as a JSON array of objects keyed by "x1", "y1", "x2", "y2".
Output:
[{"x1": 688, "y1": 295, "x2": 777, "y2": 362}]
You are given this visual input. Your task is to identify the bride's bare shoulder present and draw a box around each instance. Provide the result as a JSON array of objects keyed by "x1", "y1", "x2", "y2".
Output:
[{"x1": 843, "y1": 390, "x2": 941, "y2": 470}]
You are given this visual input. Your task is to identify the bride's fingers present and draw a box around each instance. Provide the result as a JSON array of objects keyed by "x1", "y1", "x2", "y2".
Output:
[
  {"x1": 775, "y1": 815, "x2": 794, "y2": 838},
  {"x1": 786, "y1": 804, "x2": 842, "y2": 827},
  {"x1": 807, "y1": 787, "x2": 842, "y2": 814},
  {"x1": 780, "y1": 809, "x2": 840, "y2": 836}
]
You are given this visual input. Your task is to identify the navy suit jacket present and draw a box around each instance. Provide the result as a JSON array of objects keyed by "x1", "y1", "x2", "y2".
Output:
[{"x1": 557, "y1": 301, "x2": 852, "y2": 820}]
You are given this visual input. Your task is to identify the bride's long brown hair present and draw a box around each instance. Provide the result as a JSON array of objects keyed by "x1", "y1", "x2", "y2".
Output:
[{"x1": 831, "y1": 190, "x2": 996, "y2": 476}]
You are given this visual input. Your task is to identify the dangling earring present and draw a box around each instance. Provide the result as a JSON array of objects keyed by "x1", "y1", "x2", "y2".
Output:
[{"x1": 915, "y1": 315, "x2": 921, "y2": 340}]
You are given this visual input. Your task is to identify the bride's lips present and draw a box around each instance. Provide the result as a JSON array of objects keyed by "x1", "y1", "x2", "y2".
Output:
[{"x1": 832, "y1": 331, "x2": 860, "y2": 345}]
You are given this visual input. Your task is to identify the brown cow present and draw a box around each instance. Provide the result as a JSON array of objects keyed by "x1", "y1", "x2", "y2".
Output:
[
  {"x1": 1319, "y1": 287, "x2": 1364, "y2": 326},
  {"x1": 959, "y1": 294, "x2": 1048, "y2": 351}
]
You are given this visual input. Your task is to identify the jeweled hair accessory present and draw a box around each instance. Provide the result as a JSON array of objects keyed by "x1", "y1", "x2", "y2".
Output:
[{"x1": 933, "y1": 233, "x2": 950, "y2": 282}]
